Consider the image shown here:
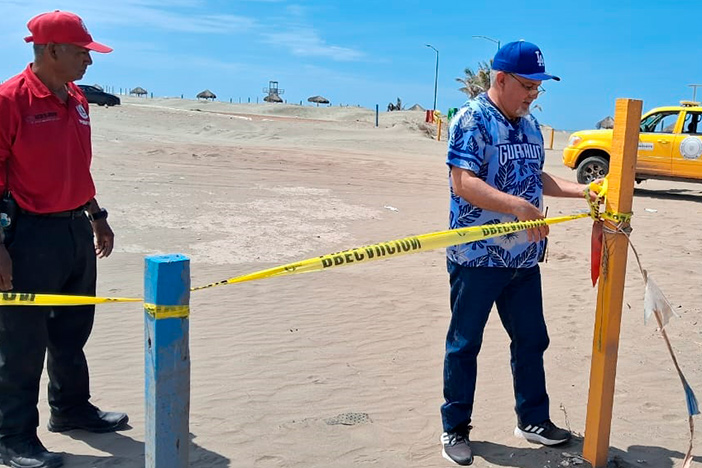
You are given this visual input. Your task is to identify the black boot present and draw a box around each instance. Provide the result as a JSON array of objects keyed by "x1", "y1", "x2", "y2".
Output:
[
  {"x1": 47, "y1": 404, "x2": 128, "y2": 433},
  {"x1": 0, "y1": 434, "x2": 63, "y2": 468}
]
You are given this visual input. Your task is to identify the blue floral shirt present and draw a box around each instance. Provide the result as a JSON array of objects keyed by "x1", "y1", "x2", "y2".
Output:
[{"x1": 446, "y1": 93, "x2": 546, "y2": 268}]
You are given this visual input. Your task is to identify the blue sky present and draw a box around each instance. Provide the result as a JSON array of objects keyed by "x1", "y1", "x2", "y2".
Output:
[{"x1": 1, "y1": 0, "x2": 700, "y2": 130}]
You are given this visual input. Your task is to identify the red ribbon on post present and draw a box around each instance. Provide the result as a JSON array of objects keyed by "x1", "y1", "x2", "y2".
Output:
[{"x1": 591, "y1": 220, "x2": 603, "y2": 286}]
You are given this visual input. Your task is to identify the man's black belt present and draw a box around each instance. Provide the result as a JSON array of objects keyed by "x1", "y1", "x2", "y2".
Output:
[{"x1": 21, "y1": 204, "x2": 89, "y2": 219}]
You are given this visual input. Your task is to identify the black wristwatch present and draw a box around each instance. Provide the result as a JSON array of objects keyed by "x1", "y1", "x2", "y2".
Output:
[{"x1": 87, "y1": 208, "x2": 108, "y2": 222}]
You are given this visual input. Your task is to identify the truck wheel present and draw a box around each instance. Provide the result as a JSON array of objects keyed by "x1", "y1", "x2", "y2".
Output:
[{"x1": 576, "y1": 156, "x2": 609, "y2": 184}]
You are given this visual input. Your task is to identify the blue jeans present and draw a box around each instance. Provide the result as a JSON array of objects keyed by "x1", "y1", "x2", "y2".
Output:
[{"x1": 441, "y1": 261, "x2": 550, "y2": 433}]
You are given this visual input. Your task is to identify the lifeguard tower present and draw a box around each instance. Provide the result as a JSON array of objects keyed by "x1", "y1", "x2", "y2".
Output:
[{"x1": 263, "y1": 81, "x2": 285, "y2": 103}]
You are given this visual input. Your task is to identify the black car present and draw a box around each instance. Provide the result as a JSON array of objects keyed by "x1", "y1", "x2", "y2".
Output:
[{"x1": 77, "y1": 85, "x2": 120, "y2": 106}]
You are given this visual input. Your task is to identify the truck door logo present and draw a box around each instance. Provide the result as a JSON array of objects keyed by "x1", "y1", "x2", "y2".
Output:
[{"x1": 680, "y1": 137, "x2": 702, "y2": 160}]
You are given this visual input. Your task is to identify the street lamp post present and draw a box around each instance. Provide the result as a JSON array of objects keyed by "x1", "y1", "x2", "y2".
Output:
[
  {"x1": 425, "y1": 44, "x2": 439, "y2": 111},
  {"x1": 472, "y1": 35, "x2": 501, "y2": 51}
]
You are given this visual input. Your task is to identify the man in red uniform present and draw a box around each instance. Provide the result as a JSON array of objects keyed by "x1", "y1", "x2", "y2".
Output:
[{"x1": 0, "y1": 11, "x2": 127, "y2": 468}]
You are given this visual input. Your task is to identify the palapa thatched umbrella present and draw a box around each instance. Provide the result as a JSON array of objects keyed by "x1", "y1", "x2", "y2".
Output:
[
  {"x1": 307, "y1": 95, "x2": 330, "y2": 107},
  {"x1": 197, "y1": 89, "x2": 216, "y2": 101},
  {"x1": 596, "y1": 116, "x2": 615, "y2": 129},
  {"x1": 130, "y1": 87, "x2": 147, "y2": 96},
  {"x1": 408, "y1": 103, "x2": 425, "y2": 111},
  {"x1": 264, "y1": 94, "x2": 283, "y2": 103}
]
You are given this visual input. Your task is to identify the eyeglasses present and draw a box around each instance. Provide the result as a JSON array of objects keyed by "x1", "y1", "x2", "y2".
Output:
[{"x1": 508, "y1": 73, "x2": 545, "y2": 96}]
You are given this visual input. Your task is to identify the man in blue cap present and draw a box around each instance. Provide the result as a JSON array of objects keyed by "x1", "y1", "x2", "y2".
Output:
[{"x1": 440, "y1": 40, "x2": 591, "y2": 465}]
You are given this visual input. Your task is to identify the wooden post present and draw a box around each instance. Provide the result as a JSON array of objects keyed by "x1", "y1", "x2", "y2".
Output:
[
  {"x1": 437, "y1": 119, "x2": 442, "y2": 141},
  {"x1": 582, "y1": 98, "x2": 641, "y2": 467},
  {"x1": 549, "y1": 127, "x2": 555, "y2": 150},
  {"x1": 144, "y1": 254, "x2": 191, "y2": 468}
]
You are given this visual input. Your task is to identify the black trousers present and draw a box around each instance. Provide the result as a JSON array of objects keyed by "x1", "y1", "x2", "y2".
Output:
[{"x1": 0, "y1": 214, "x2": 96, "y2": 440}]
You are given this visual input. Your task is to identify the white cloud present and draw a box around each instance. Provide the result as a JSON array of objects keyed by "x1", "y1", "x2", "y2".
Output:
[
  {"x1": 83, "y1": 6, "x2": 256, "y2": 34},
  {"x1": 99, "y1": 41, "x2": 249, "y2": 73},
  {"x1": 0, "y1": 0, "x2": 256, "y2": 34},
  {"x1": 97, "y1": 11, "x2": 256, "y2": 34},
  {"x1": 285, "y1": 4, "x2": 307, "y2": 17},
  {"x1": 263, "y1": 28, "x2": 363, "y2": 61},
  {"x1": 0, "y1": 1, "x2": 365, "y2": 63}
]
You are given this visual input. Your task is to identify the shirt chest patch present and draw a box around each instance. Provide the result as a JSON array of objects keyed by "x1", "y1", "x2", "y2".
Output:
[{"x1": 75, "y1": 103, "x2": 90, "y2": 125}]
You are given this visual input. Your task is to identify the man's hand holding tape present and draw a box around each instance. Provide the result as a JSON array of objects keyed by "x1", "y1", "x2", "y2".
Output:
[{"x1": 450, "y1": 169, "x2": 591, "y2": 243}]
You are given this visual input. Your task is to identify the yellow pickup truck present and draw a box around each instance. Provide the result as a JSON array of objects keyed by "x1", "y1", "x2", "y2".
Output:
[{"x1": 563, "y1": 101, "x2": 702, "y2": 183}]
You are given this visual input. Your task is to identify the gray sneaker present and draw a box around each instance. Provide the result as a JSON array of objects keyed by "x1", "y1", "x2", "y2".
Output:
[{"x1": 441, "y1": 428, "x2": 473, "y2": 466}]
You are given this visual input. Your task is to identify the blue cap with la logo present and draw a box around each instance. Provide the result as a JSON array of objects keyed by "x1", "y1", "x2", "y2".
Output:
[{"x1": 492, "y1": 40, "x2": 560, "y2": 81}]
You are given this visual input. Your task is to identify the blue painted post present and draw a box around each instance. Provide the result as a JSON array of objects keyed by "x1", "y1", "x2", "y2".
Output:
[
  {"x1": 144, "y1": 254, "x2": 190, "y2": 468},
  {"x1": 375, "y1": 104, "x2": 379, "y2": 127}
]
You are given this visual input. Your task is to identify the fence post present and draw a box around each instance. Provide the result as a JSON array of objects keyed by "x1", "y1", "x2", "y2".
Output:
[
  {"x1": 582, "y1": 98, "x2": 641, "y2": 467},
  {"x1": 144, "y1": 254, "x2": 191, "y2": 468}
]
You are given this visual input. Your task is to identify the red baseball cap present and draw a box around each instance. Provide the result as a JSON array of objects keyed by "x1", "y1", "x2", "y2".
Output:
[{"x1": 24, "y1": 10, "x2": 112, "y2": 53}]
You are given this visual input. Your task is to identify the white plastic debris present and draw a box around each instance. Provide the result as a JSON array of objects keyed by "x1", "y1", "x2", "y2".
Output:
[{"x1": 643, "y1": 270, "x2": 679, "y2": 327}]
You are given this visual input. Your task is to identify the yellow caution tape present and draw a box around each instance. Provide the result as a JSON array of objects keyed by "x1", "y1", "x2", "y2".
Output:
[
  {"x1": 144, "y1": 303, "x2": 190, "y2": 319},
  {"x1": 602, "y1": 210, "x2": 633, "y2": 224},
  {"x1": 0, "y1": 292, "x2": 141, "y2": 306},
  {"x1": 589, "y1": 177, "x2": 608, "y2": 199},
  {"x1": 191, "y1": 213, "x2": 589, "y2": 291},
  {"x1": 586, "y1": 178, "x2": 607, "y2": 220},
  {"x1": 0, "y1": 212, "x2": 591, "y2": 304},
  {"x1": 585, "y1": 177, "x2": 633, "y2": 224}
]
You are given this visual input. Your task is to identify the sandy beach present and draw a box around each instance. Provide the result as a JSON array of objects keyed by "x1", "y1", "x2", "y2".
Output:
[{"x1": 34, "y1": 97, "x2": 701, "y2": 467}]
